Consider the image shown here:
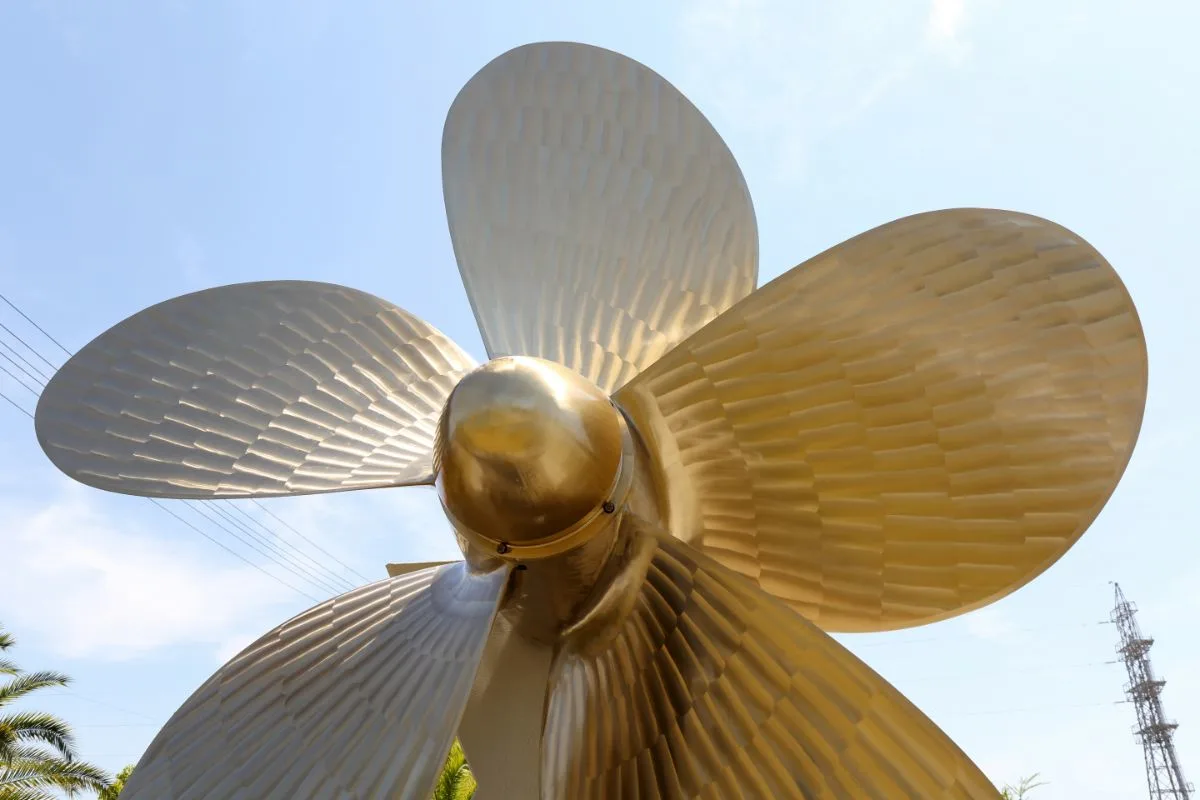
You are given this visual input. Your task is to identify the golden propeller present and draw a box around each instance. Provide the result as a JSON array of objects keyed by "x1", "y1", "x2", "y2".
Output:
[{"x1": 34, "y1": 41, "x2": 1146, "y2": 799}]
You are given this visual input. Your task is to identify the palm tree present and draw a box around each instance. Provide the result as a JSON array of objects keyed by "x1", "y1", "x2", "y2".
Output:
[
  {"x1": 0, "y1": 626, "x2": 112, "y2": 799},
  {"x1": 432, "y1": 740, "x2": 476, "y2": 800},
  {"x1": 1001, "y1": 773, "x2": 1046, "y2": 798},
  {"x1": 98, "y1": 765, "x2": 133, "y2": 799}
]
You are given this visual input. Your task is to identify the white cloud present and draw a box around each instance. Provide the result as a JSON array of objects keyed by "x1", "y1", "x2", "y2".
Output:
[
  {"x1": 675, "y1": 0, "x2": 980, "y2": 182},
  {"x1": 257, "y1": 482, "x2": 461, "y2": 577},
  {"x1": 0, "y1": 486, "x2": 300, "y2": 662},
  {"x1": 214, "y1": 631, "x2": 261, "y2": 665},
  {"x1": 927, "y1": 0, "x2": 969, "y2": 58},
  {"x1": 0, "y1": 477, "x2": 459, "y2": 667},
  {"x1": 964, "y1": 605, "x2": 1021, "y2": 643},
  {"x1": 978, "y1": 711, "x2": 1144, "y2": 800}
]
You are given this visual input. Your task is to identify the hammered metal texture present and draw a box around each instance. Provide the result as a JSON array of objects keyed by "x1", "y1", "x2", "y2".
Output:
[
  {"x1": 35, "y1": 281, "x2": 476, "y2": 498},
  {"x1": 122, "y1": 562, "x2": 510, "y2": 800},
  {"x1": 442, "y1": 41, "x2": 758, "y2": 394},
  {"x1": 543, "y1": 522, "x2": 999, "y2": 799},
  {"x1": 615, "y1": 209, "x2": 1147, "y2": 633}
]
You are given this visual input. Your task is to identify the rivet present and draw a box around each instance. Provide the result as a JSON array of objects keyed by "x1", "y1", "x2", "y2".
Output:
[
  {"x1": 602, "y1": 501, "x2": 616, "y2": 514},
  {"x1": 497, "y1": 542, "x2": 511, "y2": 554}
]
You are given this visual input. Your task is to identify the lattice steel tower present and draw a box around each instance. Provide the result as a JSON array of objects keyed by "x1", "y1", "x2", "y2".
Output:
[{"x1": 1111, "y1": 582, "x2": 1192, "y2": 799}]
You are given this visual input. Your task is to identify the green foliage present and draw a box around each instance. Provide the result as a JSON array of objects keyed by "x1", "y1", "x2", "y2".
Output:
[
  {"x1": 98, "y1": 765, "x2": 133, "y2": 799},
  {"x1": 433, "y1": 740, "x2": 476, "y2": 800},
  {"x1": 0, "y1": 751, "x2": 112, "y2": 800},
  {"x1": 0, "y1": 625, "x2": 112, "y2": 799},
  {"x1": 1001, "y1": 773, "x2": 1046, "y2": 799}
]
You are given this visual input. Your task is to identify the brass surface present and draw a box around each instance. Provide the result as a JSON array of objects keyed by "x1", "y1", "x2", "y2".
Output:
[
  {"x1": 437, "y1": 356, "x2": 630, "y2": 559},
  {"x1": 456, "y1": 612, "x2": 554, "y2": 800},
  {"x1": 447, "y1": 401, "x2": 667, "y2": 645},
  {"x1": 442, "y1": 42, "x2": 758, "y2": 393},
  {"x1": 121, "y1": 562, "x2": 511, "y2": 800},
  {"x1": 615, "y1": 208, "x2": 1147, "y2": 633},
  {"x1": 35, "y1": 281, "x2": 474, "y2": 498},
  {"x1": 543, "y1": 516, "x2": 998, "y2": 799},
  {"x1": 384, "y1": 559, "x2": 455, "y2": 577},
  {"x1": 31, "y1": 37, "x2": 1153, "y2": 800}
]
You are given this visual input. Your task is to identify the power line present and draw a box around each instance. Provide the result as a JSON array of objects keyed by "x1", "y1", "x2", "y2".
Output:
[
  {"x1": 0, "y1": 336, "x2": 52, "y2": 383},
  {"x1": 943, "y1": 700, "x2": 1129, "y2": 717},
  {"x1": 0, "y1": 292, "x2": 363, "y2": 599},
  {"x1": 848, "y1": 620, "x2": 1106, "y2": 649},
  {"x1": 87, "y1": 754, "x2": 147, "y2": 759},
  {"x1": 0, "y1": 359, "x2": 41, "y2": 396},
  {"x1": 0, "y1": 316, "x2": 324, "y2": 602},
  {"x1": 0, "y1": 387, "x2": 33, "y2": 418},
  {"x1": 46, "y1": 690, "x2": 157, "y2": 722},
  {"x1": 206, "y1": 502, "x2": 352, "y2": 592},
  {"x1": 249, "y1": 499, "x2": 371, "y2": 583},
  {"x1": 181, "y1": 500, "x2": 339, "y2": 596},
  {"x1": 0, "y1": 291, "x2": 73, "y2": 358},
  {"x1": 0, "y1": 318, "x2": 60, "y2": 371},
  {"x1": 199, "y1": 501, "x2": 352, "y2": 594},
  {"x1": 902, "y1": 660, "x2": 1117, "y2": 684},
  {"x1": 223, "y1": 500, "x2": 360, "y2": 589},
  {"x1": 148, "y1": 499, "x2": 318, "y2": 602},
  {"x1": 0, "y1": 411, "x2": 322, "y2": 601}
]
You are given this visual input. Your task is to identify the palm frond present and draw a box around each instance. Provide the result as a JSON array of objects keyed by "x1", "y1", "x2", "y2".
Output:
[
  {"x1": 98, "y1": 764, "x2": 134, "y2": 800},
  {"x1": 0, "y1": 784, "x2": 56, "y2": 800},
  {"x1": 433, "y1": 740, "x2": 476, "y2": 800},
  {"x1": 1001, "y1": 773, "x2": 1047, "y2": 799},
  {"x1": 0, "y1": 753, "x2": 111, "y2": 796},
  {"x1": 0, "y1": 711, "x2": 76, "y2": 760},
  {"x1": 0, "y1": 628, "x2": 108, "y2": 798},
  {"x1": 2, "y1": 744, "x2": 59, "y2": 761},
  {"x1": 0, "y1": 672, "x2": 70, "y2": 707}
]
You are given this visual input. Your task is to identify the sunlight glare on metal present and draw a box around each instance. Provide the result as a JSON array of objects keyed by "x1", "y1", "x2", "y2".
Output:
[{"x1": 33, "y1": 40, "x2": 1148, "y2": 800}]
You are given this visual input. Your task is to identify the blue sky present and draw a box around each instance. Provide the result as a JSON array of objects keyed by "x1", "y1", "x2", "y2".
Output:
[{"x1": 1, "y1": 1, "x2": 1196, "y2": 796}]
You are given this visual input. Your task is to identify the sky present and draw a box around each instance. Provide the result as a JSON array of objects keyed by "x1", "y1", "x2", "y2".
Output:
[{"x1": 0, "y1": 0, "x2": 1197, "y2": 797}]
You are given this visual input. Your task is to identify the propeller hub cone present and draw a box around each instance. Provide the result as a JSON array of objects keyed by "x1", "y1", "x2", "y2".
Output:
[{"x1": 436, "y1": 356, "x2": 625, "y2": 554}]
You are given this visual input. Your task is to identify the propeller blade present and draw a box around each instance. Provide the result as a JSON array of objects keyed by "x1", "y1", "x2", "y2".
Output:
[
  {"x1": 615, "y1": 209, "x2": 1147, "y2": 632},
  {"x1": 542, "y1": 516, "x2": 999, "y2": 799},
  {"x1": 442, "y1": 41, "x2": 758, "y2": 393},
  {"x1": 386, "y1": 559, "x2": 456, "y2": 577},
  {"x1": 36, "y1": 281, "x2": 475, "y2": 498},
  {"x1": 122, "y1": 562, "x2": 511, "y2": 800}
]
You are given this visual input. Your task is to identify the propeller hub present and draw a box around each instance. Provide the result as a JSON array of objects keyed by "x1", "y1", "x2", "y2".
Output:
[{"x1": 436, "y1": 356, "x2": 631, "y2": 558}]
